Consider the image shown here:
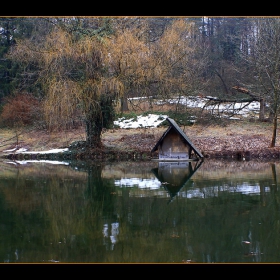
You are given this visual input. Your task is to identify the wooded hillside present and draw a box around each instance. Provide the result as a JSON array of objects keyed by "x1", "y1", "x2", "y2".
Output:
[{"x1": 1, "y1": 17, "x2": 280, "y2": 149}]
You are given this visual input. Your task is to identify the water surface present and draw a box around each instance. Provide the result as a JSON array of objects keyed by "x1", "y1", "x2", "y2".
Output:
[{"x1": 0, "y1": 158, "x2": 279, "y2": 263}]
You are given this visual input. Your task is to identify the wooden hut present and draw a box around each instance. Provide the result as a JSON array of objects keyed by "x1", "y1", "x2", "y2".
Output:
[{"x1": 151, "y1": 117, "x2": 203, "y2": 161}]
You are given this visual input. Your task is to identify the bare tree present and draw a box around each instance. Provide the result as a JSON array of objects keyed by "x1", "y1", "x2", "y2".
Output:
[{"x1": 246, "y1": 18, "x2": 280, "y2": 147}]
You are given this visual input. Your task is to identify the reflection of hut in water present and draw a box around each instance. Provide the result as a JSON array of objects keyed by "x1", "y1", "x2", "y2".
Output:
[
  {"x1": 151, "y1": 118, "x2": 203, "y2": 161},
  {"x1": 151, "y1": 160, "x2": 203, "y2": 203}
]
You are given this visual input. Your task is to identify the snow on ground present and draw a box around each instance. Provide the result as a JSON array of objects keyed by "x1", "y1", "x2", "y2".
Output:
[
  {"x1": 113, "y1": 113, "x2": 168, "y2": 129},
  {"x1": 19, "y1": 148, "x2": 69, "y2": 154},
  {"x1": 3, "y1": 147, "x2": 69, "y2": 156},
  {"x1": 3, "y1": 148, "x2": 69, "y2": 154},
  {"x1": 5, "y1": 160, "x2": 69, "y2": 165},
  {"x1": 113, "y1": 96, "x2": 260, "y2": 129},
  {"x1": 3, "y1": 147, "x2": 70, "y2": 165},
  {"x1": 155, "y1": 96, "x2": 260, "y2": 118},
  {"x1": 3, "y1": 148, "x2": 70, "y2": 165}
]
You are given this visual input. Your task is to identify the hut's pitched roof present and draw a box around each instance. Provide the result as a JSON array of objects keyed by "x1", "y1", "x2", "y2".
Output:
[
  {"x1": 151, "y1": 160, "x2": 203, "y2": 203},
  {"x1": 151, "y1": 117, "x2": 203, "y2": 159}
]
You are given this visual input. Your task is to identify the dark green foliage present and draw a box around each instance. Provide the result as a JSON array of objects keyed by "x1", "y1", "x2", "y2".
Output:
[
  {"x1": 57, "y1": 17, "x2": 114, "y2": 41},
  {"x1": 0, "y1": 18, "x2": 53, "y2": 100}
]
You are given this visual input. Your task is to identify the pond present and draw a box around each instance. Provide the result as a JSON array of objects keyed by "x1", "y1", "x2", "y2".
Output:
[{"x1": 0, "y1": 158, "x2": 280, "y2": 263}]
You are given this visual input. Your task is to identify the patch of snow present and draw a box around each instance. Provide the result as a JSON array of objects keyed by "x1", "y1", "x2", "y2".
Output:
[
  {"x1": 5, "y1": 161, "x2": 17, "y2": 165},
  {"x1": 15, "y1": 148, "x2": 69, "y2": 154},
  {"x1": 17, "y1": 148, "x2": 28, "y2": 152},
  {"x1": 5, "y1": 160, "x2": 69, "y2": 165},
  {"x1": 20, "y1": 160, "x2": 69, "y2": 165},
  {"x1": 3, "y1": 147, "x2": 17, "y2": 152},
  {"x1": 114, "y1": 114, "x2": 168, "y2": 129},
  {"x1": 155, "y1": 96, "x2": 260, "y2": 117}
]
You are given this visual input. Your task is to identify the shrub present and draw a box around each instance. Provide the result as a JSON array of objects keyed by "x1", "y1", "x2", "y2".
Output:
[{"x1": 0, "y1": 92, "x2": 42, "y2": 128}]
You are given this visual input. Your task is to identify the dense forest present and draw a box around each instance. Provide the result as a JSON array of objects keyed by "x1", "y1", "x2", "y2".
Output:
[{"x1": 0, "y1": 17, "x2": 280, "y2": 148}]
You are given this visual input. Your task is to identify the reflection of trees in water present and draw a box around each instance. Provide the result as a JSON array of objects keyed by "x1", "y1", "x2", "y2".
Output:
[
  {"x1": 0, "y1": 162, "x2": 115, "y2": 262},
  {"x1": 1, "y1": 160, "x2": 280, "y2": 262},
  {"x1": 247, "y1": 162, "x2": 280, "y2": 262},
  {"x1": 85, "y1": 163, "x2": 120, "y2": 253},
  {"x1": 108, "y1": 161, "x2": 280, "y2": 262},
  {"x1": 199, "y1": 159, "x2": 280, "y2": 177}
]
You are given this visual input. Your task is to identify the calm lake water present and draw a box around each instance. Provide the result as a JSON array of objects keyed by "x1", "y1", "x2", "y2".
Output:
[{"x1": 0, "y1": 158, "x2": 280, "y2": 263}]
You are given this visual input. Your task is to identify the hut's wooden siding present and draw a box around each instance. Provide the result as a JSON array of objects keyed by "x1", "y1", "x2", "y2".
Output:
[
  {"x1": 151, "y1": 117, "x2": 203, "y2": 161},
  {"x1": 158, "y1": 128, "x2": 190, "y2": 160}
]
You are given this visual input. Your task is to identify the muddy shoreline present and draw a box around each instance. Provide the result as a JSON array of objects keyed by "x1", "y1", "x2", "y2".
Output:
[{"x1": 3, "y1": 145, "x2": 280, "y2": 161}]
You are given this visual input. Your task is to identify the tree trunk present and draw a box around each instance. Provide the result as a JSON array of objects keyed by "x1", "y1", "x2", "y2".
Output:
[
  {"x1": 120, "y1": 96, "x2": 129, "y2": 113},
  {"x1": 85, "y1": 114, "x2": 103, "y2": 148},
  {"x1": 270, "y1": 112, "x2": 277, "y2": 147},
  {"x1": 259, "y1": 98, "x2": 265, "y2": 121}
]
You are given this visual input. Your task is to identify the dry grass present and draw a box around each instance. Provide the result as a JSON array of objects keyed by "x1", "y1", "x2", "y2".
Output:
[{"x1": 0, "y1": 126, "x2": 86, "y2": 152}]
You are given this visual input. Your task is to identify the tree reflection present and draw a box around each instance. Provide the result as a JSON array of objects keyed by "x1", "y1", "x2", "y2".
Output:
[
  {"x1": 85, "y1": 162, "x2": 119, "y2": 252},
  {"x1": 1, "y1": 160, "x2": 280, "y2": 262}
]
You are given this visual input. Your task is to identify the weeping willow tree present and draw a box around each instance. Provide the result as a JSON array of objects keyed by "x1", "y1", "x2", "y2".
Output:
[
  {"x1": 7, "y1": 27, "x2": 124, "y2": 147},
  {"x1": 149, "y1": 19, "x2": 206, "y2": 102},
  {"x1": 107, "y1": 18, "x2": 205, "y2": 113},
  {"x1": 100, "y1": 21, "x2": 154, "y2": 112}
]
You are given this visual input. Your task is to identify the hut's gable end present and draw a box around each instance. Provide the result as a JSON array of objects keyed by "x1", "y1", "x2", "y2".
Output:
[{"x1": 159, "y1": 128, "x2": 190, "y2": 160}]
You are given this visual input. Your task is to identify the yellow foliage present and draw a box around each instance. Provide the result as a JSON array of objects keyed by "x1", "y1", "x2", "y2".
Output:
[{"x1": 7, "y1": 18, "x2": 201, "y2": 131}]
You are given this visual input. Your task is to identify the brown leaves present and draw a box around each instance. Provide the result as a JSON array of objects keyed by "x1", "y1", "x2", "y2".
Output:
[
  {"x1": 193, "y1": 135, "x2": 270, "y2": 152},
  {"x1": 103, "y1": 132, "x2": 156, "y2": 152},
  {"x1": 0, "y1": 93, "x2": 41, "y2": 127},
  {"x1": 103, "y1": 128, "x2": 272, "y2": 156}
]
